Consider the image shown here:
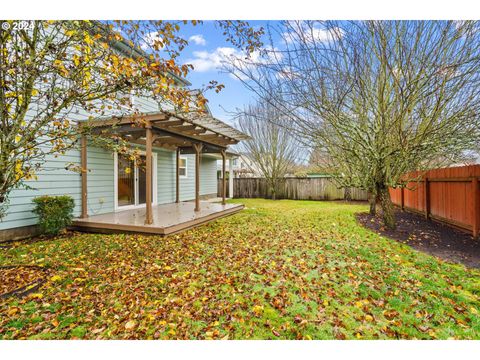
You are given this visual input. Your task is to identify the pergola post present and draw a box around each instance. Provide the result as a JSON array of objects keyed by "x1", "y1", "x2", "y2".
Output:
[
  {"x1": 80, "y1": 134, "x2": 88, "y2": 218},
  {"x1": 221, "y1": 150, "x2": 226, "y2": 205},
  {"x1": 193, "y1": 143, "x2": 203, "y2": 212},
  {"x1": 176, "y1": 147, "x2": 180, "y2": 203},
  {"x1": 228, "y1": 158, "x2": 234, "y2": 198},
  {"x1": 145, "y1": 123, "x2": 153, "y2": 225}
]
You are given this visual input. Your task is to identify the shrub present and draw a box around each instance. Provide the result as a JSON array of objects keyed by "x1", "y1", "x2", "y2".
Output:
[{"x1": 32, "y1": 195, "x2": 75, "y2": 235}]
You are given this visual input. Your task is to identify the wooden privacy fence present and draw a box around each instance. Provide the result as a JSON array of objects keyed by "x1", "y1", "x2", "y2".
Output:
[
  {"x1": 231, "y1": 177, "x2": 368, "y2": 201},
  {"x1": 389, "y1": 165, "x2": 480, "y2": 237}
]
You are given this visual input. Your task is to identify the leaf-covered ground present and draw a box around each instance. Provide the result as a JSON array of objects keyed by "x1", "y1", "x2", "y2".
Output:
[{"x1": 1, "y1": 199, "x2": 479, "y2": 339}]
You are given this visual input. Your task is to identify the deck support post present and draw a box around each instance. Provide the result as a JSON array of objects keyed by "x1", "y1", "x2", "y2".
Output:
[
  {"x1": 221, "y1": 150, "x2": 226, "y2": 205},
  {"x1": 80, "y1": 134, "x2": 88, "y2": 218},
  {"x1": 228, "y1": 158, "x2": 234, "y2": 198},
  {"x1": 145, "y1": 123, "x2": 153, "y2": 225},
  {"x1": 193, "y1": 143, "x2": 203, "y2": 212},
  {"x1": 176, "y1": 147, "x2": 180, "y2": 203}
]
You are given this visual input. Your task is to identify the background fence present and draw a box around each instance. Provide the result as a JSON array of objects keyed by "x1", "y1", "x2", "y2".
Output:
[
  {"x1": 230, "y1": 177, "x2": 368, "y2": 201},
  {"x1": 389, "y1": 165, "x2": 480, "y2": 236}
]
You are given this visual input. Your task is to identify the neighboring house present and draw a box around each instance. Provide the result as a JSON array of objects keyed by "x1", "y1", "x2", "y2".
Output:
[
  {"x1": 217, "y1": 152, "x2": 262, "y2": 178},
  {"x1": 0, "y1": 36, "x2": 248, "y2": 241}
]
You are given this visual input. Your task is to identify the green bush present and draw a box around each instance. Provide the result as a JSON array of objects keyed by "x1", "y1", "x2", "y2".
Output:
[{"x1": 32, "y1": 195, "x2": 75, "y2": 235}]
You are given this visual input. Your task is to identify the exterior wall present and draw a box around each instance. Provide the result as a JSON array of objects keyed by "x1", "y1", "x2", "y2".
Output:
[
  {"x1": 86, "y1": 146, "x2": 115, "y2": 215},
  {"x1": 0, "y1": 147, "x2": 82, "y2": 231},
  {"x1": 200, "y1": 155, "x2": 219, "y2": 196},
  {"x1": 179, "y1": 154, "x2": 195, "y2": 201},
  {"x1": 0, "y1": 144, "x2": 220, "y2": 237},
  {"x1": 178, "y1": 154, "x2": 218, "y2": 201},
  {"x1": 157, "y1": 149, "x2": 176, "y2": 204}
]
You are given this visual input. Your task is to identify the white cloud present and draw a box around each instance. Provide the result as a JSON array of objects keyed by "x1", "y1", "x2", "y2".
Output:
[
  {"x1": 186, "y1": 47, "x2": 241, "y2": 72},
  {"x1": 186, "y1": 45, "x2": 283, "y2": 81},
  {"x1": 283, "y1": 22, "x2": 344, "y2": 45},
  {"x1": 188, "y1": 34, "x2": 207, "y2": 46}
]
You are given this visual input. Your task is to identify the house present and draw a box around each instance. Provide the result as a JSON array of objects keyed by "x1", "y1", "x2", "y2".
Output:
[
  {"x1": 0, "y1": 34, "x2": 249, "y2": 242},
  {"x1": 217, "y1": 152, "x2": 262, "y2": 178}
]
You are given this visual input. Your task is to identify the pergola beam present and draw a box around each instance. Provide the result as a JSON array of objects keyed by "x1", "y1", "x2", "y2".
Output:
[
  {"x1": 159, "y1": 119, "x2": 184, "y2": 127},
  {"x1": 87, "y1": 113, "x2": 170, "y2": 128},
  {"x1": 182, "y1": 128, "x2": 207, "y2": 135}
]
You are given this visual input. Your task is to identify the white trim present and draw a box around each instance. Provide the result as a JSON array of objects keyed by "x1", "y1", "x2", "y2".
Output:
[
  {"x1": 114, "y1": 152, "x2": 118, "y2": 210},
  {"x1": 179, "y1": 156, "x2": 188, "y2": 179},
  {"x1": 114, "y1": 151, "x2": 157, "y2": 212}
]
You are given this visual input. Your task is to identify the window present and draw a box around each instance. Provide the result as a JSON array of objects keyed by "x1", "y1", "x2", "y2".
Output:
[
  {"x1": 179, "y1": 157, "x2": 187, "y2": 178},
  {"x1": 232, "y1": 159, "x2": 238, "y2": 166}
]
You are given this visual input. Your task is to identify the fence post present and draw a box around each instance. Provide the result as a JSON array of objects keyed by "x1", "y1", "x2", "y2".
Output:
[
  {"x1": 424, "y1": 177, "x2": 430, "y2": 220},
  {"x1": 400, "y1": 187, "x2": 404, "y2": 211},
  {"x1": 473, "y1": 177, "x2": 479, "y2": 238}
]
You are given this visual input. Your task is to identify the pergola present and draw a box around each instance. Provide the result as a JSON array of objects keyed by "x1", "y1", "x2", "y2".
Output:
[{"x1": 79, "y1": 111, "x2": 249, "y2": 225}]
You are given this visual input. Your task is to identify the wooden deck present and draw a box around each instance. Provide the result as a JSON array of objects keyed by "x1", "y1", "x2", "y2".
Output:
[{"x1": 71, "y1": 201, "x2": 244, "y2": 235}]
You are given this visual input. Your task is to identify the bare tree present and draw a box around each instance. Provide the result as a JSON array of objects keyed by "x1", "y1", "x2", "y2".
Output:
[
  {"x1": 226, "y1": 20, "x2": 480, "y2": 229},
  {"x1": 236, "y1": 101, "x2": 300, "y2": 199}
]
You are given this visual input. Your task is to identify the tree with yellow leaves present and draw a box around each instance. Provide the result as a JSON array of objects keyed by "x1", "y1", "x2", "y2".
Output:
[{"x1": 0, "y1": 20, "x2": 263, "y2": 217}]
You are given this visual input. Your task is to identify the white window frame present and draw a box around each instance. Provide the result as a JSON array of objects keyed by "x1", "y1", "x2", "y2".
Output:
[
  {"x1": 114, "y1": 151, "x2": 158, "y2": 212},
  {"x1": 179, "y1": 156, "x2": 188, "y2": 179}
]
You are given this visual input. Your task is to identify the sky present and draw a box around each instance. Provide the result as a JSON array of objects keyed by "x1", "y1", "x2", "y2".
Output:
[{"x1": 172, "y1": 20, "x2": 276, "y2": 125}]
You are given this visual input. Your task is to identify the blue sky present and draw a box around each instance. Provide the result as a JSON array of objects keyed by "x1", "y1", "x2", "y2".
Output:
[{"x1": 173, "y1": 20, "x2": 276, "y2": 125}]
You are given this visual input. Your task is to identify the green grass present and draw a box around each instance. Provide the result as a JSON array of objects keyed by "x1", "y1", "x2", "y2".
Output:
[{"x1": 1, "y1": 199, "x2": 479, "y2": 339}]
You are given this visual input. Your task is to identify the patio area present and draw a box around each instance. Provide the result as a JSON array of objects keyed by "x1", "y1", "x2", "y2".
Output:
[{"x1": 71, "y1": 201, "x2": 244, "y2": 235}]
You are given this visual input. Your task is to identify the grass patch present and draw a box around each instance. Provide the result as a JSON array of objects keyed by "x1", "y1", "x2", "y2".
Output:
[{"x1": 0, "y1": 199, "x2": 479, "y2": 339}]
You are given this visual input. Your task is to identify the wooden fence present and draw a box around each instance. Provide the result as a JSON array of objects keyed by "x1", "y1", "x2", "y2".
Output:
[
  {"x1": 231, "y1": 177, "x2": 368, "y2": 201},
  {"x1": 389, "y1": 165, "x2": 480, "y2": 237}
]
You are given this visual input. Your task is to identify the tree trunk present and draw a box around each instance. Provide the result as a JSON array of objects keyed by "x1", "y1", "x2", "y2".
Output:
[
  {"x1": 344, "y1": 187, "x2": 352, "y2": 202},
  {"x1": 378, "y1": 186, "x2": 396, "y2": 230},
  {"x1": 368, "y1": 192, "x2": 376, "y2": 215},
  {"x1": 269, "y1": 179, "x2": 277, "y2": 200}
]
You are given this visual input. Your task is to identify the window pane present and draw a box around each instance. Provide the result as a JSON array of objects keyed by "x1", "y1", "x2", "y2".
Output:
[
  {"x1": 179, "y1": 168, "x2": 186, "y2": 176},
  {"x1": 180, "y1": 158, "x2": 186, "y2": 167},
  {"x1": 138, "y1": 155, "x2": 146, "y2": 205},
  {"x1": 118, "y1": 155, "x2": 134, "y2": 206}
]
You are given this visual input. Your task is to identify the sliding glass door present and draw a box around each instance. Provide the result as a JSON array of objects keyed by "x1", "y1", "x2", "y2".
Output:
[{"x1": 116, "y1": 153, "x2": 155, "y2": 210}]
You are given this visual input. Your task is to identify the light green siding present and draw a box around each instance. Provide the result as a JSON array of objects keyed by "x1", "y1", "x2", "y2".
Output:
[
  {"x1": 85, "y1": 146, "x2": 115, "y2": 215},
  {"x1": 0, "y1": 148, "x2": 82, "y2": 230},
  {"x1": 179, "y1": 154, "x2": 195, "y2": 201},
  {"x1": 200, "y1": 156, "x2": 219, "y2": 196},
  {"x1": 157, "y1": 148, "x2": 176, "y2": 204},
  {"x1": 0, "y1": 144, "x2": 219, "y2": 232}
]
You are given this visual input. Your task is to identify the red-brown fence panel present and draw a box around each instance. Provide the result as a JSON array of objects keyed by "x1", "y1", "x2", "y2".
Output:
[{"x1": 389, "y1": 165, "x2": 480, "y2": 237}]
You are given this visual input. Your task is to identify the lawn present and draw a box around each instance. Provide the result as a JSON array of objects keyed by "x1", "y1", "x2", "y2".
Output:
[{"x1": 1, "y1": 199, "x2": 479, "y2": 339}]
